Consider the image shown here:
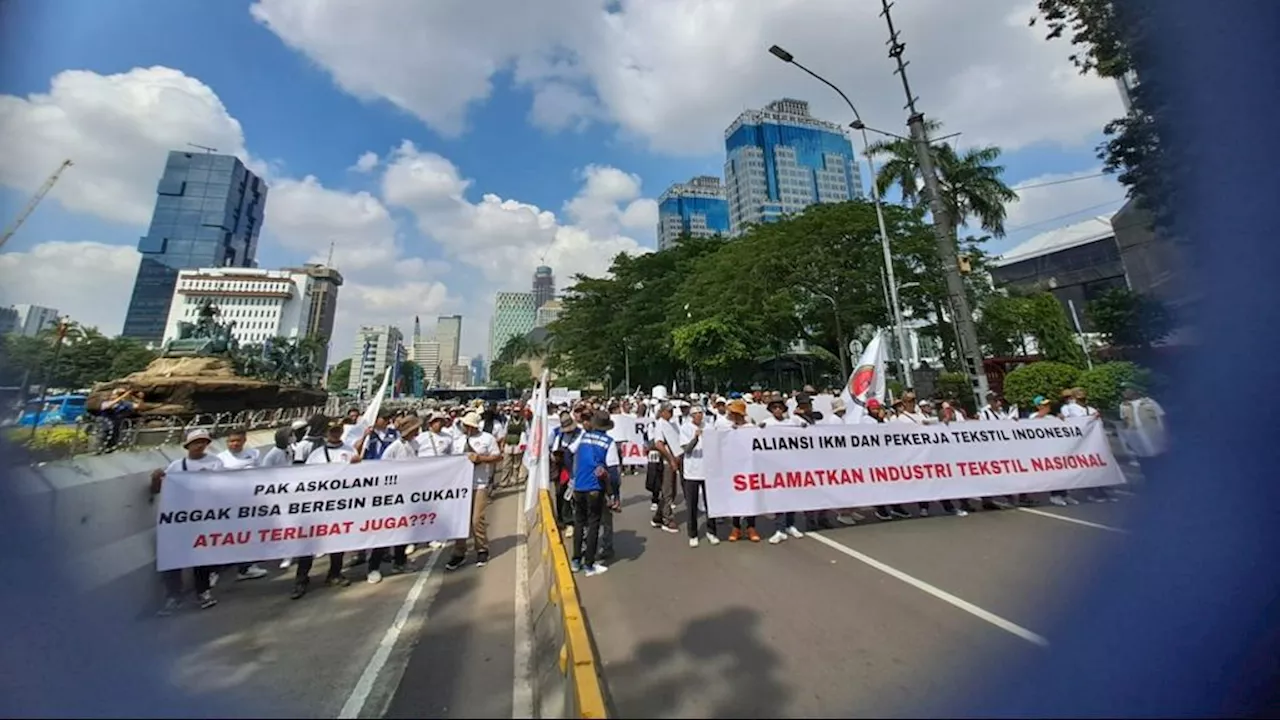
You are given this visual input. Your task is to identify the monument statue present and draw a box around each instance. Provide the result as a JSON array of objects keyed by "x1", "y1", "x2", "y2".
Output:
[
  {"x1": 161, "y1": 300, "x2": 239, "y2": 358},
  {"x1": 89, "y1": 299, "x2": 326, "y2": 417}
]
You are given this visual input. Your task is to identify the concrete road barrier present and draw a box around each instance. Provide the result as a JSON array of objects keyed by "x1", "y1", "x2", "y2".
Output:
[
  {"x1": 10, "y1": 428, "x2": 279, "y2": 593},
  {"x1": 528, "y1": 489, "x2": 608, "y2": 719}
]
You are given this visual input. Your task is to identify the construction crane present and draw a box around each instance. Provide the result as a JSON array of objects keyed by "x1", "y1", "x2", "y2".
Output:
[{"x1": 0, "y1": 159, "x2": 73, "y2": 250}]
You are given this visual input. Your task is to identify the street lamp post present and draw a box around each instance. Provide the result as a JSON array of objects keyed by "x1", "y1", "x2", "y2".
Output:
[{"x1": 768, "y1": 44, "x2": 913, "y2": 389}]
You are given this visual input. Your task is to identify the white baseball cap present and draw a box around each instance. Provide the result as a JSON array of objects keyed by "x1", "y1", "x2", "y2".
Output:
[{"x1": 183, "y1": 428, "x2": 213, "y2": 447}]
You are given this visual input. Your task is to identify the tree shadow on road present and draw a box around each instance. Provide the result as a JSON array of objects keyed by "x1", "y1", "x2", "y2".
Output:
[{"x1": 596, "y1": 606, "x2": 790, "y2": 718}]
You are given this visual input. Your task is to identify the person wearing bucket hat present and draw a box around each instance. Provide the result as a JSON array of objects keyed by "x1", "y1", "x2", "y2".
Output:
[
  {"x1": 363, "y1": 416, "x2": 425, "y2": 584},
  {"x1": 289, "y1": 417, "x2": 360, "y2": 600},
  {"x1": 151, "y1": 427, "x2": 226, "y2": 615},
  {"x1": 417, "y1": 412, "x2": 455, "y2": 458},
  {"x1": 444, "y1": 411, "x2": 502, "y2": 571},
  {"x1": 550, "y1": 412, "x2": 584, "y2": 535}
]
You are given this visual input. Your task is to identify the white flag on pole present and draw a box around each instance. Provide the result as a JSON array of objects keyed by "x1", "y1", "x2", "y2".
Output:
[
  {"x1": 840, "y1": 330, "x2": 887, "y2": 423},
  {"x1": 343, "y1": 367, "x2": 391, "y2": 446},
  {"x1": 524, "y1": 369, "x2": 552, "y2": 513}
]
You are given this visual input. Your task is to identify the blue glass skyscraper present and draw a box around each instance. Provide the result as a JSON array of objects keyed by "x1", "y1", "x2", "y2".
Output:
[
  {"x1": 656, "y1": 176, "x2": 730, "y2": 250},
  {"x1": 723, "y1": 98, "x2": 861, "y2": 236},
  {"x1": 122, "y1": 151, "x2": 267, "y2": 343}
]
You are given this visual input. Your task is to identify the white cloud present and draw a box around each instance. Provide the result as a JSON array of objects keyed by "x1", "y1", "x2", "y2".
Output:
[
  {"x1": 380, "y1": 142, "x2": 650, "y2": 295},
  {"x1": 0, "y1": 67, "x2": 247, "y2": 225},
  {"x1": 350, "y1": 151, "x2": 379, "y2": 173},
  {"x1": 261, "y1": 174, "x2": 400, "y2": 272},
  {"x1": 1002, "y1": 168, "x2": 1126, "y2": 239},
  {"x1": 249, "y1": 0, "x2": 1124, "y2": 156},
  {"x1": 0, "y1": 242, "x2": 140, "y2": 334}
]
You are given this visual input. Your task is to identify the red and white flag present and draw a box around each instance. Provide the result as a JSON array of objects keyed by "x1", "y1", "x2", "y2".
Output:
[{"x1": 840, "y1": 331, "x2": 887, "y2": 423}]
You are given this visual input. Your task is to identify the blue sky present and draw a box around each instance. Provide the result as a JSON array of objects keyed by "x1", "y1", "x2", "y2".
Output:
[{"x1": 0, "y1": 0, "x2": 1128, "y2": 361}]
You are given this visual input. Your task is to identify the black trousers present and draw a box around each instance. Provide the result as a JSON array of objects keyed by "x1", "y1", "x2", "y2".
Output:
[
  {"x1": 163, "y1": 566, "x2": 213, "y2": 596},
  {"x1": 732, "y1": 516, "x2": 756, "y2": 529},
  {"x1": 369, "y1": 546, "x2": 407, "y2": 572},
  {"x1": 684, "y1": 479, "x2": 718, "y2": 538},
  {"x1": 295, "y1": 552, "x2": 344, "y2": 583},
  {"x1": 571, "y1": 490, "x2": 605, "y2": 566},
  {"x1": 555, "y1": 482, "x2": 573, "y2": 526},
  {"x1": 600, "y1": 495, "x2": 615, "y2": 556}
]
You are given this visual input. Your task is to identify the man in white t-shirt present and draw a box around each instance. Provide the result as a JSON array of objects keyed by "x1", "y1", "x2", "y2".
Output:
[
  {"x1": 291, "y1": 419, "x2": 361, "y2": 600},
  {"x1": 679, "y1": 406, "x2": 719, "y2": 548},
  {"x1": 212, "y1": 427, "x2": 269, "y2": 581},
  {"x1": 649, "y1": 403, "x2": 684, "y2": 533},
  {"x1": 445, "y1": 412, "x2": 502, "y2": 571},
  {"x1": 153, "y1": 429, "x2": 224, "y2": 615}
]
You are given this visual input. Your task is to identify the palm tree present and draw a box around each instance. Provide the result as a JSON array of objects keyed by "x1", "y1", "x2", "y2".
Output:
[
  {"x1": 867, "y1": 119, "x2": 1018, "y2": 237},
  {"x1": 497, "y1": 335, "x2": 547, "y2": 365}
]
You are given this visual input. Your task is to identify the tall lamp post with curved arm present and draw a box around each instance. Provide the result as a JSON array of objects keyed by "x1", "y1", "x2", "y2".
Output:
[{"x1": 768, "y1": 45, "x2": 912, "y2": 390}]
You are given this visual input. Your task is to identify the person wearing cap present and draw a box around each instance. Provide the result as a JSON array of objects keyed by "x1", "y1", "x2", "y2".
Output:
[
  {"x1": 565, "y1": 411, "x2": 620, "y2": 576},
  {"x1": 679, "y1": 406, "x2": 719, "y2": 548},
  {"x1": 822, "y1": 398, "x2": 848, "y2": 425},
  {"x1": 211, "y1": 427, "x2": 272, "y2": 580},
  {"x1": 759, "y1": 399, "x2": 806, "y2": 543},
  {"x1": 152, "y1": 428, "x2": 225, "y2": 615},
  {"x1": 550, "y1": 412, "x2": 583, "y2": 535},
  {"x1": 1059, "y1": 387, "x2": 1116, "y2": 503},
  {"x1": 649, "y1": 403, "x2": 683, "y2": 534},
  {"x1": 717, "y1": 399, "x2": 762, "y2": 542},
  {"x1": 417, "y1": 412, "x2": 455, "y2": 458},
  {"x1": 979, "y1": 392, "x2": 1015, "y2": 421},
  {"x1": 363, "y1": 416, "x2": 424, "y2": 584},
  {"x1": 445, "y1": 411, "x2": 502, "y2": 571},
  {"x1": 290, "y1": 418, "x2": 361, "y2": 599}
]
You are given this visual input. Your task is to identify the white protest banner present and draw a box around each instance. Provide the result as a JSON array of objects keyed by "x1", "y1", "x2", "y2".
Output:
[
  {"x1": 156, "y1": 455, "x2": 473, "y2": 571},
  {"x1": 608, "y1": 414, "x2": 650, "y2": 466},
  {"x1": 524, "y1": 369, "x2": 551, "y2": 513},
  {"x1": 703, "y1": 418, "x2": 1125, "y2": 518}
]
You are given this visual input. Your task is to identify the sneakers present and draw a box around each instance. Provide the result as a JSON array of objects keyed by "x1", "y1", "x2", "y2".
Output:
[
  {"x1": 279, "y1": 557, "x2": 294, "y2": 570},
  {"x1": 650, "y1": 502, "x2": 658, "y2": 512},
  {"x1": 346, "y1": 552, "x2": 367, "y2": 569},
  {"x1": 950, "y1": 508, "x2": 969, "y2": 517},
  {"x1": 570, "y1": 558, "x2": 583, "y2": 573},
  {"x1": 786, "y1": 525, "x2": 804, "y2": 539},
  {"x1": 728, "y1": 528, "x2": 742, "y2": 542},
  {"x1": 835, "y1": 513, "x2": 858, "y2": 526},
  {"x1": 367, "y1": 570, "x2": 383, "y2": 584},
  {"x1": 325, "y1": 574, "x2": 352, "y2": 588},
  {"x1": 584, "y1": 563, "x2": 608, "y2": 577},
  {"x1": 1050, "y1": 495, "x2": 1068, "y2": 507},
  {"x1": 746, "y1": 528, "x2": 762, "y2": 543},
  {"x1": 405, "y1": 544, "x2": 416, "y2": 556},
  {"x1": 705, "y1": 532, "x2": 721, "y2": 546},
  {"x1": 475, "y1": 552, "x2": 489, "y2": 568},
  {"x1": 981, "y1": 500, "x2": 1002, "y2": 511},
  {"x1": 390, "y1": 563, "x2": 406, "y2": 575},
  {"x1": 429, "y1": 541, "x2": 446, "y2": 550},
  {"x1": 237, "y1": 564, "x2": 268, "y2": 581},
  {"x1": 689, "y1": 537, "x2": 699, "y2": 548},
  {"x1": 919, "y1": 506, "x2": 931, "y2": 517},
  {"x1": 157, "y1": 596, "x2": 182, "y2": 617},
  {"x1": 564, "y1": 525, "x2": 575, "y2": 538},
  {"x1": 649, "y1": 520, "x2": 662, "y2": 529},
  {"x1": 874, "y1": 509, "x2": 892, "y2": 521},
  {"x1": 197, "y1": 590, "x2": 217, "y2": 610},
  {"x1": 660, "y1": 523, "x2": 679, "y2": 534},
  {"x1": 890, "y1": 507, "x2": 911, "y2": 520},
  {"x1": 208, "y1": 571, "x2": 220, "y2": 588},
  {"x1": 768, "y1": 530, "x2": 787, "y2": 545},
  {"x1": 445, "y1": 556, "x2": 466, "y2": 572},
  {"x1": 290, "y1": 581, "x2": 308, "y2": 600},
  {"x1": 1065, "y1": 496, "x2": 1081, "y2": 506}
]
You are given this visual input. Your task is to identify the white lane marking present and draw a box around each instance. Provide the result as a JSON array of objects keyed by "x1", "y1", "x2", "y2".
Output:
[
  {"x1": 339, "y1": 549, "x2": 445, "y2": 719},
  {"x1": 512, "y1": 503, "x2": 535, "y2": 719},
  {"x1": 1016, "y1": 507, "x2": 1128, "y2": 534},
  {"x1": 808, "y1": 532, "x2": 1050, "y2": 647}
]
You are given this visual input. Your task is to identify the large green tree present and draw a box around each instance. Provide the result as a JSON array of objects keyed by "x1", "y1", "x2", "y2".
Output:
[
  {"x1": 0, "y1": 323, "x2": 156, "y2": 390},
  {"x1": 1086, "y1": 287, "x2": 1174, "y2": 348},
  {"x1": 327, "y1": 358, "x2": 352, "y2": 392},
  {"x1": 1031, "y1": 0, "x2": 1176, "y2": 234}
]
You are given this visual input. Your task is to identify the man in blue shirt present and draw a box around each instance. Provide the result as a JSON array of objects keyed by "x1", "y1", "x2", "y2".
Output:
[{"x1": 569, "y1": 410, "x2": 621, "y2": 577}]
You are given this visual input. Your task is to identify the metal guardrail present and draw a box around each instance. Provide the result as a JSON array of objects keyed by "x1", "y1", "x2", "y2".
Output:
[
  {"x1": 61, "y1": 405, "x2": 330, "y2": 455},
  {"x1": 532, "y1": 488, "x2": 608, "y2": 719}
]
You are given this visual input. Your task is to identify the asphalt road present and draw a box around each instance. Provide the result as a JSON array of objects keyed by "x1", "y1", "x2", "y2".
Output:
[
  {"x1": 107, "y1": 486, "x2": 532, "y2": 719},
  {"x1": 576, "y1": 469, "x2": 1140, "y2": 718}
]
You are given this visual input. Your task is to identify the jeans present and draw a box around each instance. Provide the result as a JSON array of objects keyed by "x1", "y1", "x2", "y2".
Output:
[
  {"x1": 684, "y1": 479, "x2": 717, "y2": 538},
  {"x1": 163, "y1": 566, "x2": 213, "y2": 597},
  {"x1": 732, "y1": 516, "x2": 756, "y2": 529},
  {"x1": 369, "y1": 545, "x2": 407, "y2": 572},
  {"x1": 600, "y1": 495, "x2": 615, "y2": 556},
  {"x1": 572, "y1": 490, "x2": 605, "y2": 566},
  {"x1": 295, "y1": 553, "x2": 345, "y2": 583},
  {"x1": 774, "y1": 511, "x2": 797, "y2": 532}
]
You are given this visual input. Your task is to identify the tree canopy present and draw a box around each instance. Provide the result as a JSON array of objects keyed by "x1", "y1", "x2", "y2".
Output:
[{"x1": 0, "y1": 323, "x2": 157, "y2": 390}]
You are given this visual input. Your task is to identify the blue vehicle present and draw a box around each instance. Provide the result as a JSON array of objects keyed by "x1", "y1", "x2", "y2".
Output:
[{"x1": 17, "y1": 394, "x2": 88, "y2": 427}]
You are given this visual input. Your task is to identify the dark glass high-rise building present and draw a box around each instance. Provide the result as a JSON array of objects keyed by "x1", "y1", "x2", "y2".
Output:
[
  {"x1": 532, "y1": 265, "x2": 555, "y2": 309},
  {"x1": 121, "y1": 151, "x2": 267, "y2": 343}
]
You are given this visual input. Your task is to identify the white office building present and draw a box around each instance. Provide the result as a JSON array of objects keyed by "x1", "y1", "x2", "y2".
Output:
[
  {"x1": 414, "y1": 340, "x2": 442, "y2": 386},
  {"x1": 162, "y1": 268, "x2": 313, "y2": 346},
  {"x1": 535, "y1": 298, "x2": 563, "y2": 328},
  {"x1": 11, "y1": 304, "x2": 60, "y2": 337},
  {"x1": 347, "y1": 325, "x2": 405, "y2": 394}
]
